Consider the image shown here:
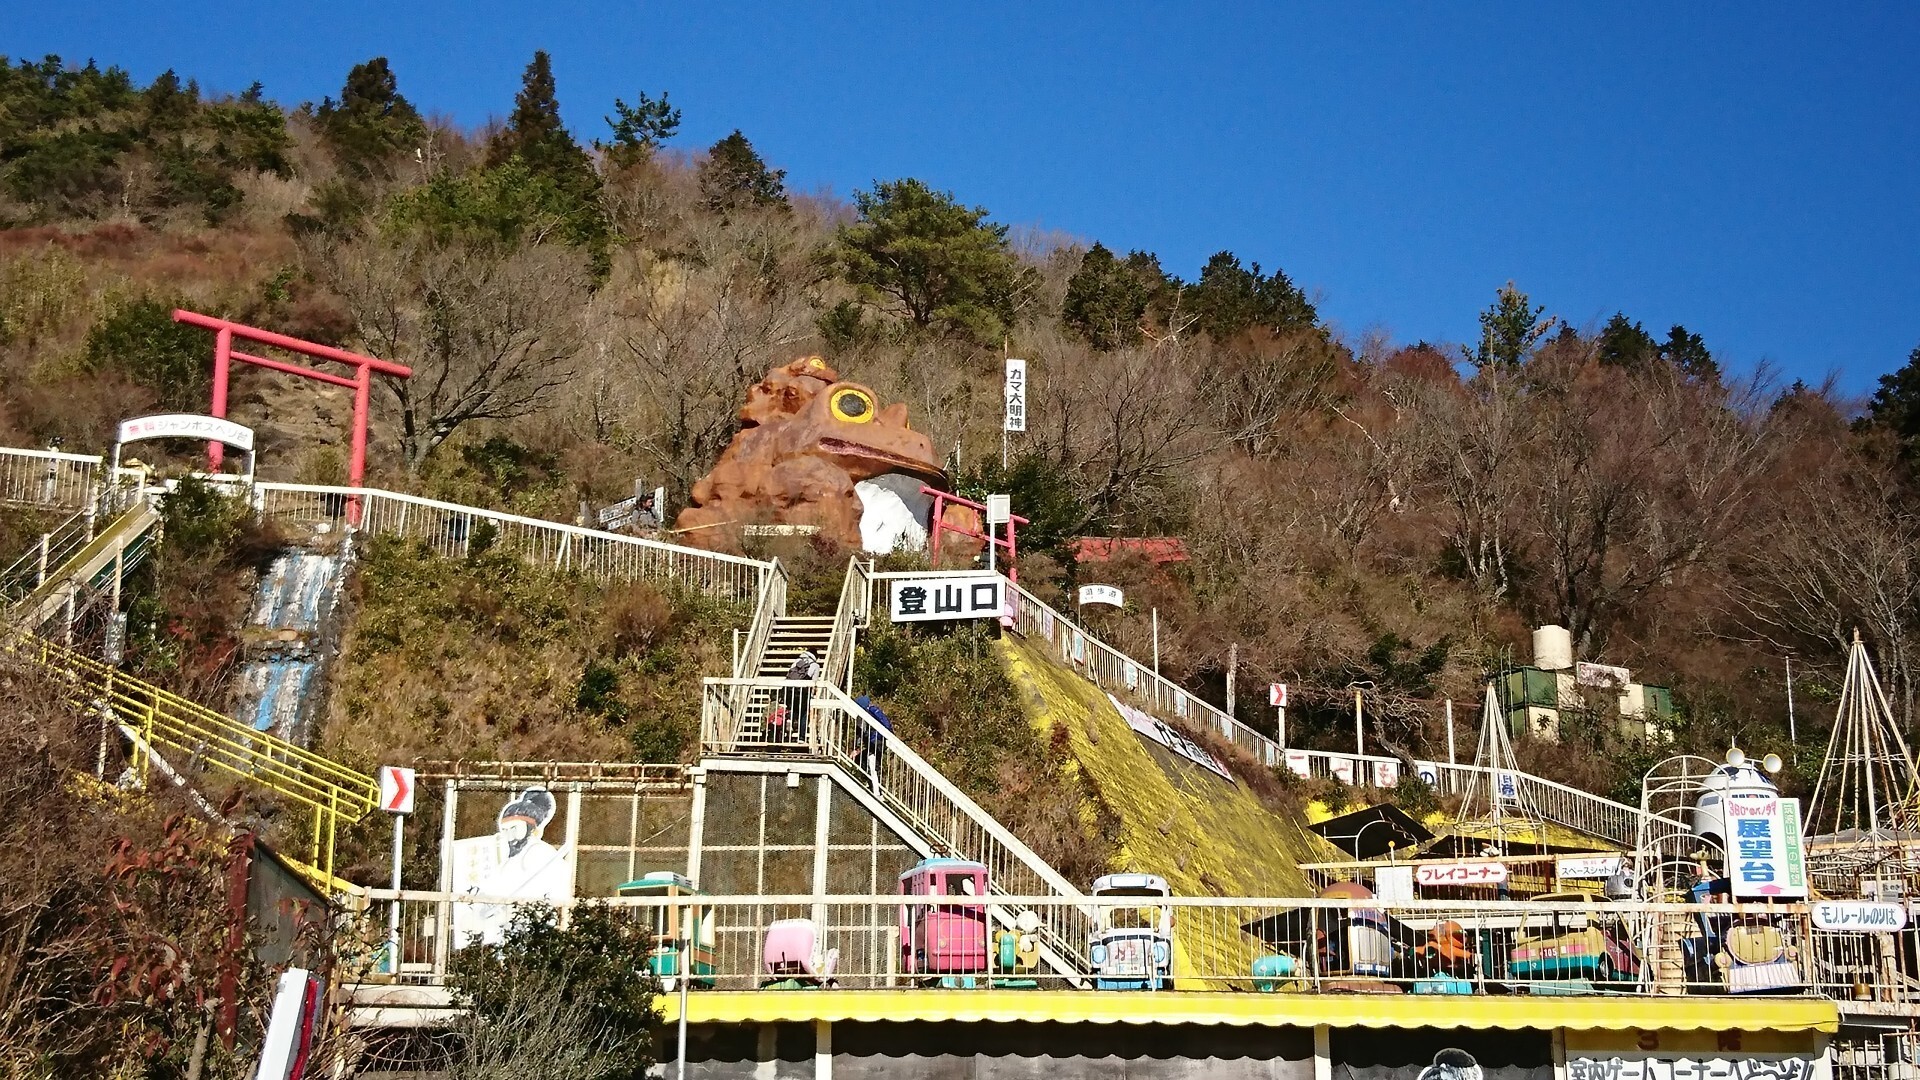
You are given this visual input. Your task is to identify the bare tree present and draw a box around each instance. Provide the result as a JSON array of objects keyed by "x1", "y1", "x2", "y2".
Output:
[
  {"x1": 611, "y1": 214, "x2": 820, "y2": 500},
  {"x1": 1405, "y1": 365, "x2": 1530, "y2": 599},
  {"x1": 1728, "y1": 437, "x2": 1920, "y2": 724},
  {"x1": 324, "y1": 235, "x2": 591, "y2": 469}
]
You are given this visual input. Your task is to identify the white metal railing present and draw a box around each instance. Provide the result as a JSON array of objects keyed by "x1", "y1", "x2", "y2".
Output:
[
  {"x1": 822, "y1": 556, "x2": 874, "y2": 692},
  {"x1": 349, "y1": 889, "x2": 1865, "y2": 1001},
  {"x1": 0, "y1": 447, "x2": 779, "y2": 609},
  {"x1": 700, "y1": 676, "x2": 1094, "y2": 978},
  {"x1": 250, "y1": 482, "x2": 772, "y2": 606},
  {"x1": 729, "y1": 559, "x2": 788, "y2": 679},
  {"x1": 987, "y1": 578, "x2": 1652, "y2": 847},
  {"x1": 3, "y1": 480, "x2": 149, "y2": 613},
  {"x1": 0, "y1": 447, "x2": 110, "y2": 509}
]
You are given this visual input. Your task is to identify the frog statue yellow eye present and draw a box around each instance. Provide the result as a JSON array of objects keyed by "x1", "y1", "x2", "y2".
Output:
[{"x1": 830, "y1": 387, "x2": 876, "y2": 423}]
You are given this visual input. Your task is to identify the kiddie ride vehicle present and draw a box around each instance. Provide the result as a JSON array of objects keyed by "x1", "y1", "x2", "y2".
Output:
[
  {"x1": 616, "y1": 871, "x2": 715, "y2": 991},
  {"x1": 1508, "y1": 893, "x2": 1642, "y2": 993},
  {"x1": 762, "y1": 918, "x2": 839, "y2": 989},
  {"x1": 992, "y1": 911, "x2": 1044, "y2": 989},
  {"x1": 1089, "y1": 873, "x2": 1173, "y2": 991},
  {"x1": 900, "y1": 858, "x2": 990, "y2": 988}
]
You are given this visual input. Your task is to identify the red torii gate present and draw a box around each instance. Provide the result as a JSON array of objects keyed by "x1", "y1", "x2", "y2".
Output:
[{"x1": 171, "y1": 310, "x2": 411, "y2": 499}]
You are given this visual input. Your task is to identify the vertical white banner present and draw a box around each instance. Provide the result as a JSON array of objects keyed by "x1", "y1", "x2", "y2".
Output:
[{"x1": 1003, "y1": 358, "x2": 1027, "y2": 432}]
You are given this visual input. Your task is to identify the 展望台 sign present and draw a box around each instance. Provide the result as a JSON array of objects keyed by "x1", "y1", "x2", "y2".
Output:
[
  {"x1": 1728, "y1": 795, "x2": 1808, "y2": 899},
  {"x1": 888, "y1": 573, "x2": 1004, "y2": 623}
]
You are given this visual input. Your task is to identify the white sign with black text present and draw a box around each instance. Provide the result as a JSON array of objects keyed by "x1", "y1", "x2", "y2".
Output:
[
  {"x1": 888, "y1": 573, "x2": 1005, "y2": 623},
  {"x1": 1003, "y1": 358, "x2": 1027, "y2": 432},
  {"x1": 1078, "y1": 584, "x2": 1124, "y2": 608}
]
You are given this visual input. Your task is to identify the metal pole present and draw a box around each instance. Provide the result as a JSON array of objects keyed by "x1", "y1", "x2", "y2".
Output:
[
  {"x1": 1226, "y1": 644, "x2": 1237, "y2": 720},
  {"x1": 1277, "y1": 705, "x2": 1287, "y2": 749},
  {"x1": 1151, "y1": 609, "x2": 1159, "y2": 677},
  {"x1": 1445, "y1": 699, "x2": 1456, "y2": 765},
  {"x1": 387, "y1": 813, "x2": 403, "y2": 975},
  {"x1": 986, "y1": 517, "x2": 996, "y2": 574},
  {"x1": 1785, "y1": 655, "x2": 1797, "y2": 745},
  {"x1": 1354, "y1": 689, "x2": 1364, "y2": 758},
  {"x1": 676, "y1": 908, "x2": 691, "y2": 1080}
]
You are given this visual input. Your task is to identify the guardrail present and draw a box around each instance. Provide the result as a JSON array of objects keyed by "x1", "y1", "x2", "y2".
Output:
[
  {"x1": 350, "y1": 889, "x2": 1870, "y2": 1001},
  {"x1": 11, "y1": 633, "x2": 378, "y2": 879},
  {"x1": 700, "y1": 676, "x2": 1094, "y2": 979}
]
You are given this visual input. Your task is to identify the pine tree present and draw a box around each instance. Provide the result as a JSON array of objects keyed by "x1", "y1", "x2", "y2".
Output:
[
  {"x1": 1660, "y1": 324, "x2": 1719, "y2": 383},
  {"x1": 315, "y1": 57, "x2": 425, "y2": 180},
  {"x1": 600, "y1": 91, "x2": 680, "y2": 169},
  {"x1": 1182, "y1": 251, "x2": 1317, "y2": 341},
  {"x1": 697, "y1": 130, "x2": 786, "y2": 213},
  {"x1": 1596, "y1": 312, "x2": 1658, "y2": 370},
  {"x1": 488, "y1": 50, "x2": 597, "y2": 201},
  {"x1": 1061, "y1": 242, "x2": 1164, "y2": 350},
  {"x1": 1471, "y1": 281, "x2": 1556, "y2": 370},
  {"x1": 834, "y1": 178, "x2": 1032, "y2": 342}
]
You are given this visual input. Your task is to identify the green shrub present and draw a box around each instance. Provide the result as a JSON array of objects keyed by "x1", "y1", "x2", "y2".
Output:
[{"x1": 82, "y1": 296, "x2": 208, "y2": 410}]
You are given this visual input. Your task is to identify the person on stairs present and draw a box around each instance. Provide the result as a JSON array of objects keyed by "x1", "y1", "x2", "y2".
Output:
[{"x1": 779, "y1": 649, "x2": 822, "y2": 746}]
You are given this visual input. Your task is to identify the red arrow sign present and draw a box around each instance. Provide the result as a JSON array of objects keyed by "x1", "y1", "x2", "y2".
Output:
[{"x1": 378, "y1": 766, "x2": 415, "y2": 814}]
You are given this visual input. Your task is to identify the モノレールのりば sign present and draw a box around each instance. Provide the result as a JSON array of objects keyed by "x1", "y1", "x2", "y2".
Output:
[
  {"x1": 117, "y1": 413, "x2": 255, "y2": 451},
  {"x1": 888, "y1": 573, "x2": 1004, "y2": 623},
  {"x1": 1812, "y1": 900, "x2": 1908, "y2": 932},
  {"x1": 1728, "y1": 794, "x2": 1809, "y2": 899}
]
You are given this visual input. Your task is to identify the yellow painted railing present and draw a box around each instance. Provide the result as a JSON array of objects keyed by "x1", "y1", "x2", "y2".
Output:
[{"x1": 13, "y1": 633, "x2": 378, "y2": 878}]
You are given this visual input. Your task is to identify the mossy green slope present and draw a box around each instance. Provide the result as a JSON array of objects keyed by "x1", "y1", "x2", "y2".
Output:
[{"x1": 996, "y1": 633, "x2": 1345, "y2": 985}]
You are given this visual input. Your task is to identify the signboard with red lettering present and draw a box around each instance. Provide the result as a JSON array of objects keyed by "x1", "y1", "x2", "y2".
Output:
[
  {"x1": 1371, "y1": 759, "x2": 1400, "y2": 788},
  {"x1": 1414, "y1": 861, "x2": 1509, "y2": 887},
  {"x1": 1283, "y1": 749, "x2": 1311, "y2": 778},
  {"x1": 1328, "y1": 756, "x2": 1355, "y2": 785},
  {"x1": 1728, "y1": 795, "x2": 1808, "y2": 899}
]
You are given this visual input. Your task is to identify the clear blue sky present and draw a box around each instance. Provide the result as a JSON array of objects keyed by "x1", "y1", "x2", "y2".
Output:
[{"x1": 10, "y1": 2, "x2": 1918, "y2": 394}]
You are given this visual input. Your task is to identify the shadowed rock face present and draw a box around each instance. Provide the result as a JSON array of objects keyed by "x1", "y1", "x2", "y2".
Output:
[{"x1": 676, "y1": 356, "x2": 976, "y2": 553}]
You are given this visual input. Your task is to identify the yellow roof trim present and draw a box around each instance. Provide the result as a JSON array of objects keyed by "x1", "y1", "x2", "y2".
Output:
[{"x1": 660, "y1": 990, "x2": 1838, "y2": 1033}]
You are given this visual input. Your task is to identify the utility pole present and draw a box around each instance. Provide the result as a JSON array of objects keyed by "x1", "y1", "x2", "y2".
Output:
[
  {"x1": 1445, "y1": 698, "x2": 1456, "y2": 765},
  {"x1": 1785, "y1": 654, "x2": 1797, "y2": 745},
  {"x1": 1354, "y1": 687, "x2": 1365, "y2": 758},
  {"x1": 1226, "y1": 644, "x2": 1237, "y2": 720}
]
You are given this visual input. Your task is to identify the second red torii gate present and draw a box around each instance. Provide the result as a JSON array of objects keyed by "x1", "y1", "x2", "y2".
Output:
[{"x1": 171, "y1": 310, "x2": 411, "y2": 493}]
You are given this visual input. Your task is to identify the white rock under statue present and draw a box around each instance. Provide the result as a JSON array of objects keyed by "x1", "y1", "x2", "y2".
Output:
[{"x1": 855, "y1": 473, "x2": 934, "y2": 554}]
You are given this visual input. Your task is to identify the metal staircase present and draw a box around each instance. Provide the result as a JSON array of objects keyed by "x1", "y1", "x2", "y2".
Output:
[
  {"x1": 5, "y1": 485, "x2": 377, "y2": 881},
  {"x1": 701, "y1": 676, "x2": 1094, "y2": 981}
]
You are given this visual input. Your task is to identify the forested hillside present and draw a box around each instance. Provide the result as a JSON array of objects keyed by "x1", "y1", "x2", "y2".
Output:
[{"x1": 6, "y1": 51, "x2": 1919, "y2": 799}]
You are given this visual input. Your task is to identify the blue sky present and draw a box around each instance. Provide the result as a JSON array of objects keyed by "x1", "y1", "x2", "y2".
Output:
[{"x1": 10, "y1": 2, "x2": 1918, "y2": 394}]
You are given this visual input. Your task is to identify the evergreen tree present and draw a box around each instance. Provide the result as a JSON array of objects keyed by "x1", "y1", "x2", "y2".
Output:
[
  {"x1": 1660, "y1": 324, "x2": 1720, "y2": 382},
  {"x1": 1596, "y1": 312, "x2": 1658, "y2": 370},
  {"x1": 1471, "y1": 280, "x2": 1556, "y2": 370},
  {"x1": 1061, "y1": 242, "x2": 1167, "y2": 350},
  {"x1": 697, "y1": 129, "x2": 786, "y2": 213},
  {"x1": 140, "y1": 69, "x2": 196, "y2": 132},
  {"x1": 315, "y1": 57, "x2": 426, "y2": 179},
  {"x1": 487, "y1": 51, "x2": 597, "y2": 201},
  {"x1": 599, "y1": 90, "x2": 680, "y2": 168},
  {"x1": 834, "y1": 178, "x2": 1031, "y2": 342},
  {"x1": 1182, "y1": 251, "x2": 1317, "y2": 341},
  {"x1": 1867, "y1": 345, "x2": 1920, "y2": 448}
]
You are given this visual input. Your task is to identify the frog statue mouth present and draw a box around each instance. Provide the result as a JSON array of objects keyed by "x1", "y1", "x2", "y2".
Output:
[{"x1": 674, "y1": 356, "x2": 980, "y2": 556}]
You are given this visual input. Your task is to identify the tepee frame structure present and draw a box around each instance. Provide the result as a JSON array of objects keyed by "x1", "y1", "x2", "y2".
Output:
[{"x1": 1806, "y1": 632, "x2": 1920, "y2": 895}]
